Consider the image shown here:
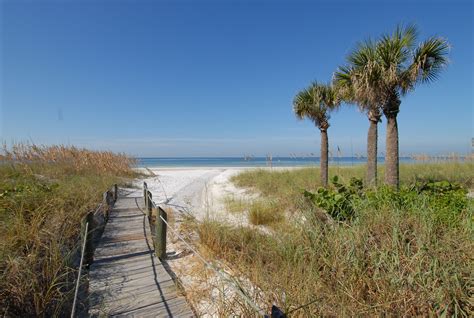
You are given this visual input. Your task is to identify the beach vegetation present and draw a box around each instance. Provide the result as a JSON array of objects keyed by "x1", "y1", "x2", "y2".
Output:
[
  {"x1": 223, "y1": 196, "x2": 249, "y2": 214},
  {"x1": 198, "y1": 162, "x2": 473, "y2": 316},
  {"x1": 0, "y1": 143, "x2": 138, "y2": 316},
  {"x1": 248, "y1": 200, "x2": 283, "y2": 225},
  {"x1": 303, "y1": 175, "x2": 363, "y2": 221}
]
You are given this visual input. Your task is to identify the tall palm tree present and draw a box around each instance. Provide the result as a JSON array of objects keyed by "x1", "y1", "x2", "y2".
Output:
[
  {"x1": 334, "y1": 41, "x2": 384, "y2": 186},
  {"x1": 293, "y1": 82, "x2": 340, "y2": 187},
  {"x1": 373, "y1": 25, "x2": 449, "y2": 187}
]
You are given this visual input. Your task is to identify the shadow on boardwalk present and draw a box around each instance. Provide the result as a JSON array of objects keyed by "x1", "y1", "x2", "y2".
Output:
[{"x1": 88, "y1": 193, "x2": 194, "y2": 317}]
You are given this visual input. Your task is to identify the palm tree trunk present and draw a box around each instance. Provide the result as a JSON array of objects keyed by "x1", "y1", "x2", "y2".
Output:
[
  {"x1": 385, "y1": 113, "x2": 399, "y2": 188},
  {"x1": 367, "y1": 118, "x2": 378, "y2": 186},
  {"x1": 320, "y1": 129, "x2": 329, "y2": 187}
]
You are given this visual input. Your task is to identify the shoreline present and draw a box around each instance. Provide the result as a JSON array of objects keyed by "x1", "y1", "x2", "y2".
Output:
[
  {"x1": 135, "y1": 166, "x2": 304, "y2": 172},
  {"x1": 134, "y1": 160, "x2": 472, "y2": 171}
]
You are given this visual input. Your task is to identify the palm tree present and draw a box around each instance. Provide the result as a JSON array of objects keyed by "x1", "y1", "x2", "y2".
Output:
[
  {"x1": 334, "y1": 41, "x2": 384, "y2": 186},
  {"x1": 293, "y1": 82, "x2": 340, "y2": 187},
  {"x1": 373, "y1": 25, "x2": 449, "y2": 187}
]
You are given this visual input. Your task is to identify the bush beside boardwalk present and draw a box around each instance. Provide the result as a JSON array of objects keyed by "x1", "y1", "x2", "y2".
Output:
[
  {"x1": 198, "y1": 162, "x2": 473, "y2": 316},
  {"x1": 0, "y1": 144, "x2": 139, "y2": 316}
]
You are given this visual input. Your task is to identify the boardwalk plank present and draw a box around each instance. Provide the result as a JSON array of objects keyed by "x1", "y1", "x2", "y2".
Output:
[{"x1": 88, "y1": 194, "x2": 194, "y2": 317}]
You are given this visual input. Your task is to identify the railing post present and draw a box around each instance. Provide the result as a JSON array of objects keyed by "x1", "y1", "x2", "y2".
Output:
[
  {"x1": 108, "y1": 191, "x2": 114, "y2": 206},
  {"x1": 113, "y1": 184, "x2": 118, "y2": 202},
  {"x1": 155, "y1": 207, "x2": 167, "y2": 260},
  {"x1": 146, "y1": 191, "x2": 153, "y2": 218},
  {"x1": 103, "y1": 192, "x2": 110, "y2": 221},
  {"x1": 143, "y1": 182, "x2": 147, "y2": 205},
  {"x1": 85, "y1": 212, "x2": 95, "y2": 266}
]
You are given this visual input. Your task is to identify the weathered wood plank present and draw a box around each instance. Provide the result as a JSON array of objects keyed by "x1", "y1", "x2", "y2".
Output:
[{"x1": 88, "y1": 194, "x2": 194, "y2": 317}]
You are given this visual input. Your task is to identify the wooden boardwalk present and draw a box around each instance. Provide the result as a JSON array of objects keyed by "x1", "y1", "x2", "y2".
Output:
[{"x1": 88, "y1": 194, "x2": 194, "y2": 317}]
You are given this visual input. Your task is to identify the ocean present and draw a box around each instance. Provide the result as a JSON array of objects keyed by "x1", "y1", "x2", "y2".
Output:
[{"x1": 135, "y1": 157, "x2": 416, "y2": 168}]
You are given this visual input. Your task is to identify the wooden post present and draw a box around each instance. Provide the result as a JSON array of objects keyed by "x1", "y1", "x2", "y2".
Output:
[
  {"x1": 103, "y1": 192, "x2": 110, "y2": 221},
  {"x1": 155, "y1": 207, "x2": 167, "y2": 260},
  {"x1": 85, "y1": 212, "x2": 95, "y2": 266},
  {"x1": 108, "y1": 191, "x2": 114, "y2": 206},
  {"x1": 146, "y1": 191, "x2": 153, "y2": 218},
  {"x1": 143, "y1": 182, "x2": 147, "y2": 205},
  {"x1": 113, "y1": 184, "x2": 118, "y2": 202}
]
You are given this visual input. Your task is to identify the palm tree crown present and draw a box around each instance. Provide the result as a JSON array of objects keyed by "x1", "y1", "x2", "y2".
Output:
[
  {"x1": 375, "y1": 24, "x2": 449, "y2": 109},
  {"x1": 335, "y1": 24, "x2": 449, "y2": 113},
  {"x1": 334, "y1": 40, "x2": 383, "y2": 112},
  {"x1": 293, "y1": 82, "x2": 340, "y2": 131}
]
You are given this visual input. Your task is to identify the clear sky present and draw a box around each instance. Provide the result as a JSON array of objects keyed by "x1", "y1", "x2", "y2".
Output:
[{"x1": 1, "y1": 0, "x2": 472, "y2": 157}]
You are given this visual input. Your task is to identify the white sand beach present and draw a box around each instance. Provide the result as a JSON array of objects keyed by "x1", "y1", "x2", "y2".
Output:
[
  {"x1": 135, "y1": 167, "x2": 301, "y2": 224},
  {"x1": 135, "y1": 167, "x2": 239, "y2": 220},
  {"x1": 135, "y1": 166, "x2": 296, "y2": 222}
]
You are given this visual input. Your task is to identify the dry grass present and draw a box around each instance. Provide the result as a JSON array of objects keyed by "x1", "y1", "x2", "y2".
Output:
[
  {"x1": 197, "y1": 162, "x2": 474, "y2": 316},
  {"x1": 248, "y1": 200, "x2": 283, "y2": 225},
  {"x1": 0, "y1": 143, "x2": 139, "y2": 316},
  {"x1": 1, "y1": 143, "x2": 135, "y2": 176},
  {"x1": 223, "y1": 196, "x2": 248, "y2": 214}
]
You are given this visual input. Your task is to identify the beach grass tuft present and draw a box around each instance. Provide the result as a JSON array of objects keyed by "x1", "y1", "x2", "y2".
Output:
[{"x1": 248, "y1": 200, "x2": 283, "y2": 225}]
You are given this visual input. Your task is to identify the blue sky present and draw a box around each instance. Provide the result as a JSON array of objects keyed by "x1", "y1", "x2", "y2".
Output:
[{"x1": 1, "y1": 0, "x2": 472, "y2": 157}]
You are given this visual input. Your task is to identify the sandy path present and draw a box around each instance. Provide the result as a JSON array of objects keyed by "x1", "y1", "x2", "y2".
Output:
[
  {"x1": 136, "y1": 166, "x2": 298, "y2": 222},
  {"x1": 136, "y1": 168, "x2": 245, "y2": 221}
]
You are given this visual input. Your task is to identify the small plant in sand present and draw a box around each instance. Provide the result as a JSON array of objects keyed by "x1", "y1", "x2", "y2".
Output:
[{"x1": 224, "y1": 196, "x2": 248, "y2": 214}]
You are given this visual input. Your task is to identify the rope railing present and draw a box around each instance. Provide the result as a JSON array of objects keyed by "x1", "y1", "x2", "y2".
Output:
[
  {"x1": 70, "y1": 184, "x2": 118, "y2": 318},
  {"x1": 142, "y1": 182, "x2": 270, "y2": 317},
  {"x1": 70, "y1": 221, "x2": 88, "y2": 318}
]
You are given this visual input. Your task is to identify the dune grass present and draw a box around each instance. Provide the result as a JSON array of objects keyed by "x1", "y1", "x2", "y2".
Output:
[
  {"x1": 198, "y1": 162, "x2": 474, "y2": 316},
  {"x1": 0, "y1": 144, "x2": 138, "y2": 316},
  {"x1": 248, "y1": 200, "x2": 283, "y2": 225},
  {"x1": 223, "y1": 196, "x2": 249, "y2": 214},
  {"x1": 231, "y1": 162, "x2": 474, "y2": 213}
]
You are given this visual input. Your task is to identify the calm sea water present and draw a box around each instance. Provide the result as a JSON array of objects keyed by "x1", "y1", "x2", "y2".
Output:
[{"x1": 135, "y1": 157, "x2": 415, "y2": 168}]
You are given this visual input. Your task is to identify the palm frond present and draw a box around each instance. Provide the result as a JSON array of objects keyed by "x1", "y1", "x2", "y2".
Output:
[
  {"x1": 410, "y1": 36, "x2": 450, "y2": 84},
  {"x1": 340, "y1": 24, "x2": 449, "y2": 112},
  {"x1": 395, "y1": 23, "x2": 418, "y2": 49},
  {"x1": 347, "y1": 39, "x2": 377, "y2": 68},
  {"x1": 341, "y1": 39, "x2": 384, "y2": 112},
  {"x1": 333, "y1": 65, "x2": 355, "y2": 103},
  {"x1": 377, "y1": 24, "x2": 418, "y2": 73}
]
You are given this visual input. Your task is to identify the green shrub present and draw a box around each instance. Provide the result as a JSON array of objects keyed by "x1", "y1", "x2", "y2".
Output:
[
  {"x1": 303, "y1": 176, "x2": 364, "y2": 221},
  {"x1": 303, "y1": 176, "x2": 469, "y2": 226}
]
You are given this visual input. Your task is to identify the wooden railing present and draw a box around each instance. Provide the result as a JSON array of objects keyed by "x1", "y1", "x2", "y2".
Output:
[
  {"x1": 71, "y1": 184, "x2": 118, "y2": 318},
  {"x1": 83, "y1": 185, "x2": 118, "y2": 265},
  {"x1": 143, "y1": 182, "x2": 168, "y2": 260}
]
